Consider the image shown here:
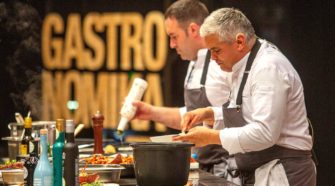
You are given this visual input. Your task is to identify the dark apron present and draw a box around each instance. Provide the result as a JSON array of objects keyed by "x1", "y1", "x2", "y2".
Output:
[
  {"x1": 184, "y1": 51, "x2": 229, "y2": 172},
  {"x1": 223, "y1": 40, "x2": 316, "y2": 186}
]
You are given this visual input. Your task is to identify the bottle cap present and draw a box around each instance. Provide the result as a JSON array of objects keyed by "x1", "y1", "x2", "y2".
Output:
[
  {"x1": 40, "y1": 128, "x2": 48, "y2": 135},
  {"x1": 24, "y1": 117, "x2": 32, "y2": 128},
  {"x1": 65, "y1": 119, "x2": 75, "y2": 133},
  {"x1": 56, "y1": 119, "x2": 65, "y2": 131},
  {"x1": 191, "y1": 153, "x2": 198, "y2": 159},
  {"x1": 92, "y1": 110, "x2": 104, "y2": 126},
  {"x1": 117, "y1": 117, "x2": 128, "y2": 132},
  {"x1": 134, "y1": 78, "x2": 148, "y2": 87}
]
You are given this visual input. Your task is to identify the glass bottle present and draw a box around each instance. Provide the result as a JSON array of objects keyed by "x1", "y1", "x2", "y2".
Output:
[
  {"x1": 63, "y1": 119, "x2": 79, "y2": 186},
  {"x1": 33, "y1": 128, "x2": 53, "y2": 185},
  {"x1": 20, "y1": 116, "x2": 34, "y2": 155},
  {"x1": 21, "y1": 116, "x2": 38, "y2": 186},
  {"x1": 52, "y1": 119, "x2": 65, "y2": 186}
]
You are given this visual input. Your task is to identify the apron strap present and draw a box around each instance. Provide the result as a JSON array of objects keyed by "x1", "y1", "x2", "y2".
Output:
[
  {"x1": 236, "y1": 40, "x2": 261, "y2": 106},
  {"x1": 200, "y1": 50, "x2": 211, "y2": 86}
]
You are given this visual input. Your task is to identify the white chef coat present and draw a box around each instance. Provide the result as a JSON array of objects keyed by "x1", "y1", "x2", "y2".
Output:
[
  {"x1": 179, "y1": 48, "x2": 231, "y2": 118},
  {"x1": 212, "y1": 39, "x2": 313, "y2": 154}
]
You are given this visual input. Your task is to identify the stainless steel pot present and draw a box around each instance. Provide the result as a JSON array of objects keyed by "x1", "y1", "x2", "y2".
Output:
[
  {"x1": 4, "y1": 121, "x2": 55, "y2": 160},
  {"x1": 8, "y1": 121, "x2": 55, "y2": 139},
  {"x1": 130, "y1": 142, "x2": 194, "y2": 186}
]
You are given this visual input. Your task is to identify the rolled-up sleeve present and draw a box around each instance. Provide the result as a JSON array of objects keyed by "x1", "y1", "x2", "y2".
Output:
[{"x1": 210, "y1": 106, "x2": 225, "y2": 130}]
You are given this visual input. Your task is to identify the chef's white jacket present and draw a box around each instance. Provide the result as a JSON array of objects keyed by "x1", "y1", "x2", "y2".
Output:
[{"x1": 212, "y1": 39, "x2": 313, "y2": 154}]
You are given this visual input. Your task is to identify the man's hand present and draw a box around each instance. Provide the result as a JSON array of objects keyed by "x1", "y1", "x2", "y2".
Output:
[
  {"x1": 132, "y1": 101, "x2": 154, "y2": 120},
  {"x1": 180, "y1": 107, "x2": 214, "y2": 132},
  {"x1": 173, "y1": 126, "x2": 221, "y2": 147}
]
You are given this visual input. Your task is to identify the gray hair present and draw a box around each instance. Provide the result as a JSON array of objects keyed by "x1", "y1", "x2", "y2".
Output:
[{"x1": 200, "y1": 8, "x2": 255, "y2": 44}]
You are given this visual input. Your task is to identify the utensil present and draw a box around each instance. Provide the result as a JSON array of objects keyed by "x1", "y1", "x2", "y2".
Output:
[
  {"x1": 74, "y1": 124, "x2": 85, "y2": 137},
  {"x1": 14, "y1": 113, "x2": 25, "y2": 140},
  {"x1": 14, "y1": 113, "x2": 24, "y2": 123},
  {"x1": 78, "y1": 143, "x2": 94, "y2": 149}
]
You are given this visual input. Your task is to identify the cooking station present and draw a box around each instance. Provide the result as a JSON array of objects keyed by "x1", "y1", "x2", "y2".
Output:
[
  {"x1": 78, "y1": 141, "x2": 238, "y2": 186},
  {"x1": 1, "y1": 126, "x2": 238, "y2": 186},
  {"x1": 118, "y1": 169, "x2": 237, "y2": 186}
]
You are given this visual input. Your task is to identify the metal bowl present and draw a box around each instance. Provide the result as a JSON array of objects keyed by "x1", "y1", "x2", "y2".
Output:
[
  {"x1": 80, "y1": 164, "x2": 124, "y2": 183},
  {"x1": 1, "y1": 169, "x2": 24, "y2": 185}
]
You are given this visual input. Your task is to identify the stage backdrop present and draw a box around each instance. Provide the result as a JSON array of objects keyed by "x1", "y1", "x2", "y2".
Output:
[
  {"x1": 40, "y1": 0, "x2": 294, "y2": 134},
  {"x1": 1, "y1": 0, "x2": 335, "y2": 185},
  {"x1": 41, "y1": 0, "x2": 172, "y2": 132}
]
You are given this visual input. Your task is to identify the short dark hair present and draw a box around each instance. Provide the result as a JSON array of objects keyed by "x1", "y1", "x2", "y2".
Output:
[{"x1": 164, "y1": 0, "x2": 209, "y2": 30}]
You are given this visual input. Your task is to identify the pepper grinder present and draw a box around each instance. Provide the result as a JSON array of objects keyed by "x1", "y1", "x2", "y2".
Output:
[{"x1": 92, "y1": 110, "x2": 104, "y2": 154}]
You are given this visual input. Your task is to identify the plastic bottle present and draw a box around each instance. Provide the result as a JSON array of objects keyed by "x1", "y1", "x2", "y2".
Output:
[
  {"x1": 33, "y1": 128, "x2": 53, "y2": 186},
  {"x1": 52, "y1": 119, "x2": 65, "y2": 186},
  {"x1": 63, "y1": 119, "x2": 79, "y2": 186},
  {"x1": 117, "y1": 78, "x2": 148, "y2": 133}
]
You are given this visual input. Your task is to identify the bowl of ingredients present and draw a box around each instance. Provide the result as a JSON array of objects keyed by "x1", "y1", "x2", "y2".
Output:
[
  {"x1": 0, "y1": 160, "x2": 25, "y2": 185},
  {"x1": 79, "y1": 171, "x2": 102, "y2": 185},
  {"x1": 1, "y1": 169, "x2": 24, "y2": 185},
  {"x1": 80, "y1": 164, "x2": 124, "y2": 183},
  {"x1": 80, "y1": 154, "x2": 129, "y2": 183}
]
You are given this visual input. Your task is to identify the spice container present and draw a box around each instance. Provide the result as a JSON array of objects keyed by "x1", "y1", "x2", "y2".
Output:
[{"x1": 92, "y1": 111, "x2": 104, "y2": 154}]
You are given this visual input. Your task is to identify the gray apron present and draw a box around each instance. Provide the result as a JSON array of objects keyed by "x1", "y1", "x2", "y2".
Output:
[
  {"x1": 184, "y1": 51, "x2": 229, "y2": 174},
  {"x1": 223, "y1": 40, "x2": 316, "y2": 186}
]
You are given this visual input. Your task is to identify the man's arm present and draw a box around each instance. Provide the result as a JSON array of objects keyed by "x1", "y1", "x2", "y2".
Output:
[{"x1": 132, "y1": 101, "x2": 182, "y2": 130}]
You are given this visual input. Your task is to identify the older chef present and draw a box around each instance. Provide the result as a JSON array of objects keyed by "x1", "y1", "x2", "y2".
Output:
[{"x1": 174, "y1": 7, "x2": 316, "y2": 186}]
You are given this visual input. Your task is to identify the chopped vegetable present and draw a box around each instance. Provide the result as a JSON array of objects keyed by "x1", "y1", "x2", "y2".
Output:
[
  {"x1": 104, "y1": 144, "x2": 116, "y2": 154},
  {"x1": 81, "y1": 154, "x2": 133, "y2": 165},
  {"x1": 0, "y1": 161, "x2": 24, "y2": 170}
]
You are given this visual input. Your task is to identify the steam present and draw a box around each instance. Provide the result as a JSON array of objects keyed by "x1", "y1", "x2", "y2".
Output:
[{"x1": 0, "y1": 0, "x2": 42, "y2": 119}]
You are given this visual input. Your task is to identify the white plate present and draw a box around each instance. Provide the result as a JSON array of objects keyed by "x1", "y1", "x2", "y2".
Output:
[{"x1": 150, "y1": 134, "x2": 181, "y2": 143}]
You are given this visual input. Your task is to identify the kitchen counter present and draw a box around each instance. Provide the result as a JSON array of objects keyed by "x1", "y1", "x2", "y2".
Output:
[{"x1": 117, "y1": 169, "x2": 238, "y2": 186}]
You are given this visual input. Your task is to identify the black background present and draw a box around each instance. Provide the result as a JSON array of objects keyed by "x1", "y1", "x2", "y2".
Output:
[{"x1": 0, "y1": 0, "x2": 334, "y2": 185}]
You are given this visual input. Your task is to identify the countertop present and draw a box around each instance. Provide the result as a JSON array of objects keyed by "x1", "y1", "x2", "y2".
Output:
[{"x1": 117, "y1": 169, "x2": 237, "y2": 186}]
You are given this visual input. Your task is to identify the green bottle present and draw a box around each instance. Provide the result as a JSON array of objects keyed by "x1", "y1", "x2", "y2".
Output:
[{"x1": 52, "y1": 119, "x2": 65, "y2": 186}]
